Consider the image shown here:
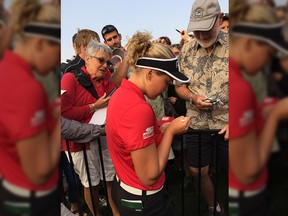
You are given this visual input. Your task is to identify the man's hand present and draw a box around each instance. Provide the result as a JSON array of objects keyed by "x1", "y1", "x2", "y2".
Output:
[
  {"x1": 193, "y1": 95, "x2": 213, "y2": 110},
  {"x1": 218, "y1": 124, "x2": 229, "y2": 140}
]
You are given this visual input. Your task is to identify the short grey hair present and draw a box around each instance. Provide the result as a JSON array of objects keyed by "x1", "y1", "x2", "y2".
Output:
[{"x1": 86, "y1": 39, "x2": 112, "y2": 57}]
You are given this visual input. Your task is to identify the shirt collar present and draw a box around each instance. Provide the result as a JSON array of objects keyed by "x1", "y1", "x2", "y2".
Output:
[
  {"x1": 121, "y1": 78, "x2": 145, "y2": 100},
  {"x1": 81, "y1": 66, "x2": 111, "y2": 86}
]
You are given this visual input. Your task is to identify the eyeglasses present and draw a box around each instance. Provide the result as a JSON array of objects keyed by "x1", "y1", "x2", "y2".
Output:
[
  {"x1": 91, "y1": 56, "x2": 112, "y2": 66},
  {"x1": 106, "y1": 34, "x2": 118, "y2": 42}
]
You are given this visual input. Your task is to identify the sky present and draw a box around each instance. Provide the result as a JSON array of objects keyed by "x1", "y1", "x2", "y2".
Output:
[
  {"x1": 60, "y1": 0, "x2": 229, "y2": 62},
  {"x1": 3, "y1": 0, "x2": 287, "y2": 62}
]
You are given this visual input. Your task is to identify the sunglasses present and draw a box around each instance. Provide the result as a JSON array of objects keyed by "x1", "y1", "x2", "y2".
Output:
[
  {"x1": 106, "y1": 34, "x2": 118, "y2": 42},
  {"x1": 101, "y1": 25, "x2": 117, "y2": 36},
  {"x1": 91, "y1": 56, "x2": 112, "y2": 66}
]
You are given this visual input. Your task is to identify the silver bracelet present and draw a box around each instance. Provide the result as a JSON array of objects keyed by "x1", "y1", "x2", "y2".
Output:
[{"x1": 189, "y1": 94, "x2": 194, "y2": 104}]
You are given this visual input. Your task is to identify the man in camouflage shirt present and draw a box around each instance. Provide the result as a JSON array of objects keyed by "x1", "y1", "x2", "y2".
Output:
[{"x1": 175, "y1": 0, "x2": 228, "y2": 215}]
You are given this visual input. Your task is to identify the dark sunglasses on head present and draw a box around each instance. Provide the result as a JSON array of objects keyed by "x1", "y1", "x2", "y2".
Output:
[{"x1": 101, "y1": 25, "x2": 117, "y2": 36}]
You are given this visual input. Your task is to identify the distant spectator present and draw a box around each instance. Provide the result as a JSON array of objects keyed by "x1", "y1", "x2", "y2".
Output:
[
  {"x1": 101, "y1": 24, "x2": 123, "y2": 49},
  {"x1": 159, "y1": 36, "x2": 172, "y2": 45},
  {"x1": 170, "y1": 43, "x2": 182, "y2": 57},
  {"x1": 220, "y1": 13, "x2": 229, "y2": 32},
  {"x1": 61, "y1": 29, "x2": 100, "y2": 77}
]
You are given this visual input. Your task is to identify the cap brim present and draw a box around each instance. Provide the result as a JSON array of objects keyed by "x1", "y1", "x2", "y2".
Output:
[
  {"x1": 164, "y1": 70, "x2": 190, "y2": 83},
  {"x1": 135, "y1": 57, "x2": 190, "y2": 83},
  {"x1": 188, "y1": 16, "x2": 216, "y2": 32},
  {"x1": 232, "y1": 23, "x2": 288, "y2": 56}
]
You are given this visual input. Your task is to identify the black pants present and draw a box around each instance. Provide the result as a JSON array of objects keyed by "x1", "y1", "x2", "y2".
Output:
[
  {"x1": 186, "y1": 130, "x2": 228, "y2": 171},
  {"x1": 229, "y1": 188, "x2": 276, "y2": 216},
  {"x1": 0, "y1": 179, "x2": 60, "y2": 216},
  {"x1": 112, "y1": 177, "x2": 173, "y2": 216}
]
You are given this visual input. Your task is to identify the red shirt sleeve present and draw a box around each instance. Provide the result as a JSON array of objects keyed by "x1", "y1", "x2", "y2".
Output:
[{"x1": 61, "y1": 73, "x2": 91, "y2": 121}]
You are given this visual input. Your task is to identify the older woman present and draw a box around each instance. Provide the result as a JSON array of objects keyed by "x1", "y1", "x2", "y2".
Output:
[{"x1": 61, "y1": 39, "x2": 119, "y2": 216}]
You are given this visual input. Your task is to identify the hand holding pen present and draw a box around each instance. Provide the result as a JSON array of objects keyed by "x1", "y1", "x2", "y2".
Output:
[{"x1": 175, "y1": 29, "x2": 192, "y2": 43}]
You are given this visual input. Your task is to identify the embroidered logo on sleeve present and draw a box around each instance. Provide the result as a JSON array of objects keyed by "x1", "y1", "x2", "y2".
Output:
[
  {"x1": 239, "y1": 110, "x2": 254, "y2": 127},
  {"x1": 143, "y1": 126, "x2": 154, "y2": 140},
  {"x1": 31, "y1": 110, "x2": 46, "y2": 126}
]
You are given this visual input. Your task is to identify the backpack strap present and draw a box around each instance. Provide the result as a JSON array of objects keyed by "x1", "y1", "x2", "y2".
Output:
[{"x1": 71, "y1": 69, "x2": 99, "y2": 99}]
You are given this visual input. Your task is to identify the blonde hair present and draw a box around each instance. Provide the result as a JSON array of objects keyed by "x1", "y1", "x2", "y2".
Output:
[
  {"x1": 230, "y1": 1, "x2": 279, "y2": 26},
  {"x1": 10, "y1": 0, "x2": 60, "y2": 34},
  {"x1": 229, "y1": 1, "x2": 279, "y2": 42},
  {"x1": 126, "y1": 31, "x2": 175, "y2": 71}
]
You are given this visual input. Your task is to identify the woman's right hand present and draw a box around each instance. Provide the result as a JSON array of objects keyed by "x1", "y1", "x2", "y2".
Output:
[
  {"x1": 166, "y1": 116, "x2": 190, "y2": 136},
  {"x1": 94, "y1": 93, "x2": 110, "y2": 109}
]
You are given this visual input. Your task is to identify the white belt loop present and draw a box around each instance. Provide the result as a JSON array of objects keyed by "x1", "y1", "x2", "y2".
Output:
[
  {"x1": 116, "y1": 175, "x2": 162, "y2": 196},
  {"x1": 229, "y1": 186, "x2": 266, "y2": 198}
]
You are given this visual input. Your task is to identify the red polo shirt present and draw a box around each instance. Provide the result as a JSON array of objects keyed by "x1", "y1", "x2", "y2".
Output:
[
  {"x1": 0, "y1": 50, "x2": 58, "y2": 190},
  {"x1": 229, "y1": 57, "x2": 267, "y2": 190},
  {"x1": 106, "y1": 78, "x2": 164, "y2": 190}
]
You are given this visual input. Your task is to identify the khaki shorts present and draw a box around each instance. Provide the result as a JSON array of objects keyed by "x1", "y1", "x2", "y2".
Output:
[{"x1": 65, "y1": 136, "x2": 115, "y2": 187}]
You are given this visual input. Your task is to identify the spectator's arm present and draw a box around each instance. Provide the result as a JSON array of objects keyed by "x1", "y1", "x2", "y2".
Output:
[
  {"x1": 110, "y1": 54, "x2": 129, "y2": 88},
  {"x1": 61, "y1": 116, "x2": 105, "y2": 143}
]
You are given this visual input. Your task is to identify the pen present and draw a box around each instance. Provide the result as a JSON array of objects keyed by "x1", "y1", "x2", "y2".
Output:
[{"x1": 175, "y1": 29, "x2": 181, "y2": 33}]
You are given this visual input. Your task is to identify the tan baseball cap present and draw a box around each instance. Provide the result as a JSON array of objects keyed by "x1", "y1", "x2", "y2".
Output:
[{"x1": 188, "y1": 0, "x2": 221, "y2": 32}]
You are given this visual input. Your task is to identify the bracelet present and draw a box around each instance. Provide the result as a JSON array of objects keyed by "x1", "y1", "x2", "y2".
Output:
[
  {"x1": 189, "y1": 94, "x2": 194, "y2": 104},
  {"x1": 91, "y1": 103, "x2": 97, "y2": 112}
]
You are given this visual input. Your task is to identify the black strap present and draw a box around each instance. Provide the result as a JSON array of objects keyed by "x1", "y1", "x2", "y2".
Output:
[{"x1": 71, "y1": 69, "x2": 99, "y2": 99}]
